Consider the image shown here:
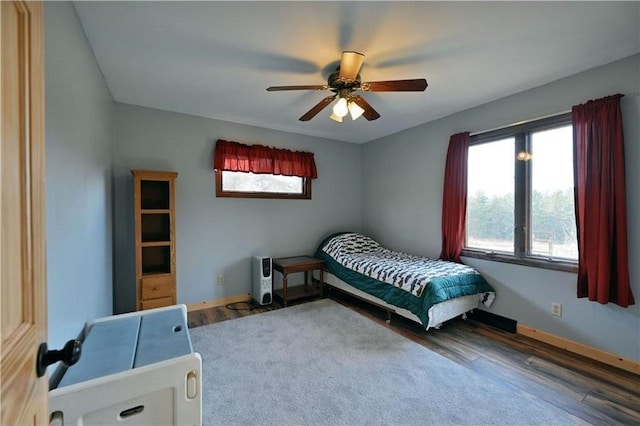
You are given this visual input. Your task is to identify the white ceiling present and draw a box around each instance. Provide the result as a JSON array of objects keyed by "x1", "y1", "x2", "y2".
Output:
[{"x1": 73, "y1": 1, "x2": 640, "y2": 144}]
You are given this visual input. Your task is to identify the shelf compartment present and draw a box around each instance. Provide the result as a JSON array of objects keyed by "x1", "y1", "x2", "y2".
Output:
[
  {"x1": 274, "y1": 284, "x2": 321, "y2": 303},
  {"x1": 140, "y1": 180, "x2": 170, "y2": 210},
  {"x1": 141, "y1": 213, "x2": 170, "y2": 242},
  {"x1": 142, "y1": 246, "x2": 172, "y2": 275}
]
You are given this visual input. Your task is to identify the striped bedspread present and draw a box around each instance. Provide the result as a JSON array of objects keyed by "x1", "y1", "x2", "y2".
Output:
[{"x1": 321, "y1": 232, "x2": 482, "y2": 298}]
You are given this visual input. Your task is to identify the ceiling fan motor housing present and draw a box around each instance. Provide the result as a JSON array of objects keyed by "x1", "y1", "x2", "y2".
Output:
[{"x1": 328, "y1": 70, "x2": 361, "y2": 91}]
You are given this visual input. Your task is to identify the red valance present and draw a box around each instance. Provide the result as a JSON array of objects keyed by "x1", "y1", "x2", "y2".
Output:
[{"x1": 213, "y1": 140, "x2": 318, "y2": 179}]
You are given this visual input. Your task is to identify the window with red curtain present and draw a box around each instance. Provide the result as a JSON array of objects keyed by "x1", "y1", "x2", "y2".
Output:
[
  {"x1": 440, "y1": 132, "x2": 470, "y2": 263},
  {"x1": 214, "y1": 140, "x2": 317, "y2": 178},
  {"x1": 461, "y1": 114, "x2": 577, "y2": 271},
  {"x1": 213, "y1": 139, "x2": 317, "y2": 199},
  {"x1": 572, "y1": 94, "x2": 634, "y2": 307}
]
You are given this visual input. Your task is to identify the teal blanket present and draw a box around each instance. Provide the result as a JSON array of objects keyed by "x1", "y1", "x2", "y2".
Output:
[{"x1": 315, "y1": 232, "x2": 494, "y2": 328}]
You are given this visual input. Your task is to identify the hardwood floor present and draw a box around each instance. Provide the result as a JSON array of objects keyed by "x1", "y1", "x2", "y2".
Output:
[{"x1": 188, "y1": 291, "x2": 640, "y2": 425}]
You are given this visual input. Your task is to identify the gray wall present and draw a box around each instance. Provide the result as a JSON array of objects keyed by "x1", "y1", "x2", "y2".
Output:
[
  {"x1": 112, "y1": 104, "x2": 362, "y2": 313},
  {"x1": 362, "y1": 54, "x2": 640, "y2": 361},
  {"x1": 45, "y1": 3, "x2": 114, "y2": 349},
  {"x1": 43, "y1": 3, "x2": 638, "y2": 364}
]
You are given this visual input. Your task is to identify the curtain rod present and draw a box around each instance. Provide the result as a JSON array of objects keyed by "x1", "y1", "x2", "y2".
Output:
[{"x1": 469, "y1": 109, "x2": 571, "y2": 137}]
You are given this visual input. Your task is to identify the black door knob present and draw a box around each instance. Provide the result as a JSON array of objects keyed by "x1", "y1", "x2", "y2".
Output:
[{"x1": 36, "y1": 339, "x2": 81, "y2": 377}]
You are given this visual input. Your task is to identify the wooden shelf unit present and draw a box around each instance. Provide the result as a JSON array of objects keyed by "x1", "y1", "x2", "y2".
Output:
[{"x1": 132, "y1": 170, "x2": 178, "y2": 311}]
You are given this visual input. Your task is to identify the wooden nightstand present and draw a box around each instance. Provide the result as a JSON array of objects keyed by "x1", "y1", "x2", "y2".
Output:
[{"x1": 272, "y1": 256, "x2": 324, "y2": 306}]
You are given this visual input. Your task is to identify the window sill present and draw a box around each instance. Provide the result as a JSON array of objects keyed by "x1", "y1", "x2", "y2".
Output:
[
  {"x1": 215, "y1": 190, "x2": 311, "y2": 200},
  {"x1": 461, "y1": 249, "x2": 578, "y2": 273}
]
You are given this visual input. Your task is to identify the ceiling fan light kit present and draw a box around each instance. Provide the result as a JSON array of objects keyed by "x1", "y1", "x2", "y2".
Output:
[
  {"x1": 329, "y1": 112, "x2": 343, "y2": 123},
  {"x1": 332, "y1": 97, "x2": 349, "y2": 118},
  {"x1": 348, "y1": 101, "x2": 365, "y2": 120},
  {"x1": 266, "y1": 51, "x2": 428, "y2": 123},
  {"x1": 329, "y1": 98, "x2": 365, "y2": 122}
]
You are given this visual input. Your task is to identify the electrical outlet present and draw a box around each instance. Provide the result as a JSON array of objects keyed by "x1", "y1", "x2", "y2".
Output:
[
  {"x1": 218, "y1": 275, "x2": 224, "y2": 285},
  {"x1": 551, "y1": 302, "x2": 562, "y2": 317}
]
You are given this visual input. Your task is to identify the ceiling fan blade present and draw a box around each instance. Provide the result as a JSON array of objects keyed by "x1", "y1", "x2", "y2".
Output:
[
  {"x1": 361, "y1": 78, "x2": 428, "y2": 92},
  {"x1": 299, "y1": 95, "x2": 337, "y2": 121},
  {"x1": 351, "y1": 95, "x2": 380, "y2": 121},
  {"x1": 338, "y1": 51, "x2": 365, "y2": 81},
  {"x1": 266, "y1": 85, "x2": 327, "y2": 91}
]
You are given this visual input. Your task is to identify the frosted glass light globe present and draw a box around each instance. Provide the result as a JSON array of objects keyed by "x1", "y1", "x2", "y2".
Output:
[{"x1": 332, "y1": 98, "x2": 349, "y2": 118}]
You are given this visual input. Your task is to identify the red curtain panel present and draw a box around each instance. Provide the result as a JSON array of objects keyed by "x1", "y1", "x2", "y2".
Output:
[
  {"x1": 572, "y1": 94, "x2": 634, "y2": 307},
  {"x1": 440, "y1": 132, "x2": 470, "y2": 263}
]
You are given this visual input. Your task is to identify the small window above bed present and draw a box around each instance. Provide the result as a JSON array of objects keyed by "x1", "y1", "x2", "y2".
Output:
[
  {"x1": 213, "y1": 140, "x2": 316, "y2": 200},
  {"x1": 216, "y1": 171, "x2": 311, "y2": 199}
]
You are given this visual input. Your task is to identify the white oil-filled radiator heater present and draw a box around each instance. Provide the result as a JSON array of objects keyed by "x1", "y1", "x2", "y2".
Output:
[{"x1": 252, "y1": 256, "x2": 273, "y2": 305}]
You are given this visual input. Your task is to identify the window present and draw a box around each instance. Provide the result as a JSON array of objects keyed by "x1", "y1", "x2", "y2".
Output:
[
  {"x1": 213, "y1": 139, "x2": 316, "y2": 199},
  {"x1": 467, "y1": 138, "x2": 515, "y2": 254},
  {"x1": 463, "y1": 113, "x2": 577, "y2": 271},
  {"x1": 216, "y1": 170, "x2": 311, "y2": 199}
]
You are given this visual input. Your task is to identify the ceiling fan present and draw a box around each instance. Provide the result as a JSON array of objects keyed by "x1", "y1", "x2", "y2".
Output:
[{"x1": 266, "y1": 51, "x2": 428, "y2": 122}]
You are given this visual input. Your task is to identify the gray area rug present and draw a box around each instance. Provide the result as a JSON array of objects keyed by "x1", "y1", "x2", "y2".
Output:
[{"x1": 190, "y1": 299, "x2": 578, "y2": 425}]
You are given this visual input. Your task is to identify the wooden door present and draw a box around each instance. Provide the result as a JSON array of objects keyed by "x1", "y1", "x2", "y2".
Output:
[{"x1": 1, "y1": 1, "x2": 48, "y2": 424}]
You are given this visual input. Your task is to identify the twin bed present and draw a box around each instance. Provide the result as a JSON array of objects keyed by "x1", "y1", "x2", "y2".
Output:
[{"x1": 314, "y1": 232, "x2": 495, "y2": 330}]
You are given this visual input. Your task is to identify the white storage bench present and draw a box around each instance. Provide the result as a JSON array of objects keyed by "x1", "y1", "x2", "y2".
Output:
[{"x1": 49, "y1": 305, "x2": 202, "y2": 426}]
